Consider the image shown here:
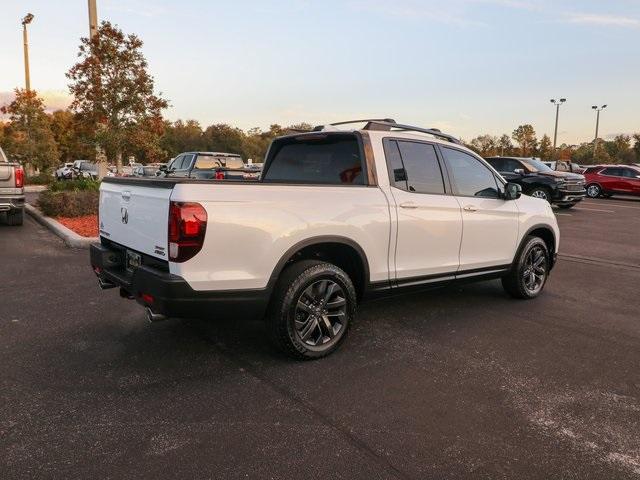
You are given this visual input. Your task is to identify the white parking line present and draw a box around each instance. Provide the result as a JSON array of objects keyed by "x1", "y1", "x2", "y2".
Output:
[
  {"x1": 572, "y1": 207, "x2": 615, "y2": 213},
  {"x1": 583, "y1": 202, "x2": 640, "y2": 210},
  {"x1": 555, "y1": 213, "x2": 572, "y2": 216}
]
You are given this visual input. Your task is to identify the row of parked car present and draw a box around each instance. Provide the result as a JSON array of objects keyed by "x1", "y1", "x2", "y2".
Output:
[
  {"x1": 483, "y1": 156, "x2": 640, "y2": 208},
  {"x1": 54, "y1": 153, "x2": 264, "y2": 182}
]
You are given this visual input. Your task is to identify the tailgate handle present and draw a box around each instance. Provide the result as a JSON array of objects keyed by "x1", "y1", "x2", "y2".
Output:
[{"x1": 121, "y1": 190, "x2": 131, "y2": 201}]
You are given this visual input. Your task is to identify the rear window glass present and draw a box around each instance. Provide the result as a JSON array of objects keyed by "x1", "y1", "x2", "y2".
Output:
[
  {"x1": 263, "y1": 134, "x2": 364, "y2": 185},
  {"x1": 194, "y1": 156, "x2": 244, "y2": 170}
]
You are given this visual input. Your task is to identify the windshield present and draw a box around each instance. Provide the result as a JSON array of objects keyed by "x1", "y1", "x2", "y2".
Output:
[{"x1": 521, "y1": 158, "x2": 554, "y2": 173}]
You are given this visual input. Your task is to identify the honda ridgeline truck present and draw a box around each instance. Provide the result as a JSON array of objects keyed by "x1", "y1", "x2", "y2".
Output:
[
  {"x1": 91, "y1": 119, "x2": 559, "y2": 359},
  {"x1": 0, "y1": 146, "x2": 25, "y2": 226}
]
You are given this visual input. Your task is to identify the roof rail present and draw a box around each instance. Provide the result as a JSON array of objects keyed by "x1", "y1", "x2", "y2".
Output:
[
  {"x1": 312, "y1": 118, "x2": 396, "y2": 132},
  {"x1": 312, "y1": 119, "x2": 463, "y2": 145},
  {"x1": 363, "y1": 120, "x2": 463, "y2": 145}
]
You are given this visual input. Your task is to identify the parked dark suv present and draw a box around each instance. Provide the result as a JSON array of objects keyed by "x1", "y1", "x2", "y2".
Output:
[{"x1": 485, "y1": 156, "x2": 586, "y2": 209}]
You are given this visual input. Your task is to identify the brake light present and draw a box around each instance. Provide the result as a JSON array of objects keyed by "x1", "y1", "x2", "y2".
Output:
[
  {"x1": 168, "y1": 201, "x2": 207, "y2": 262},
  {"x1": 214, "y1": 171, "x2": 225, "y2": 180},
  {"x1": 14, "y1": 167, "x2": 24, "y2": 188}
]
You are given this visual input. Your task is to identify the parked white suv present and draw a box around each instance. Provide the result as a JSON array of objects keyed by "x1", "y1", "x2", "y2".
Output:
[{"x1": 91, "y1": 119, "x2": 559, "y2": 359}]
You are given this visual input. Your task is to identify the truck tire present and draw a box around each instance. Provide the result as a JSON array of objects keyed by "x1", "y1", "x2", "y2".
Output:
[
  {"x1": 501, "y1": 236, "x2": 549, "y2": 299},
  {"x1": 6, "y1": 209, "x2": 24, "y2": 226},
  {"x1": 267, "y1": 259, "x2": 357, "y2": 360},
  {"x1": 528, "y1": 186, "x2": 551, "y2": 202}
]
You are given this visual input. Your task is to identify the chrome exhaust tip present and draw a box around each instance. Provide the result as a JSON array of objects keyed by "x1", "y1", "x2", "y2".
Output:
[{"x1": 145, "y1": 307, "x2": 167, "y2": 323}]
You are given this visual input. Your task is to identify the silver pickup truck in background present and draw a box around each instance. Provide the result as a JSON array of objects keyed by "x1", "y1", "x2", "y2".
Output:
[{"x1": 0, "y1": 146, "x2": 25, "y2": 226}]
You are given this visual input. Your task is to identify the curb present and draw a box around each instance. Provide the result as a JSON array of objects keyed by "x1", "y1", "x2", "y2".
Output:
[
  {"x1": 25, "y1": 204, "x2": 98, "y2": 249},
  {"x1": 24, "y1": 185, "x2": 48, "y2": 193}
]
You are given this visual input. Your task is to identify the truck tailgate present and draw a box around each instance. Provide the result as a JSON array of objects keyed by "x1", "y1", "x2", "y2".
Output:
[{"x1": 99, "y1": 180, "x2": 172, "y2": 260}]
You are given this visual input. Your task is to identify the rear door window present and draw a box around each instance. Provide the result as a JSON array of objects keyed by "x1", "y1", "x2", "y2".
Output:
[
  {"x1": 602, "y1": 167, "x2": 622, "y2": 176},
  {"x1": 390, "y1": 140, "x2": 445, "y2": 194},
  {"x1": 263, "y1": 134, "x2": 364, "y2": 185}
]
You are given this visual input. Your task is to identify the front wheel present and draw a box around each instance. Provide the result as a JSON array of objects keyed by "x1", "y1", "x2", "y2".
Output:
[
  {"x1": 586, "y1": 184, "x2": 601, "y2": 198},
  {"x1": 528, "y1": 187, "x2": 551, "y2": 202},
  {"x1": 502, "y1": 236, "x2": 550, "y2": 299},
  {"x1": 267, "y1": 260, "x2": 356, "y2": 360}
]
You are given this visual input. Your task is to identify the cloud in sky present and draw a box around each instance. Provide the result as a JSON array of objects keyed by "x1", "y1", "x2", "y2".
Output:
[
  {"x1": 0, "y1": 90, "x2": 72, "y2": 119},
  {"x1": 565, "y1": 13, "x2": 640, "y2": 27}
]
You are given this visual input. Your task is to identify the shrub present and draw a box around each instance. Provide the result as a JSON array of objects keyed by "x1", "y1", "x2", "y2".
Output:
[
  {"x1": 49, "y1": 178, "x2": 100, "y2": 192},
  {"x1": 38, "y1": 190, "x2": 99, "y2": 217},
  {"x1": 25, "y1": 172, "x2": 54, "y2": 185}
]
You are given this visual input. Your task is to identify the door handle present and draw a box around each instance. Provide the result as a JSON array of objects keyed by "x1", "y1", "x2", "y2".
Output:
[
  {"x1": 399, "y1": 202, "x2": 419, "y2": 209},
  {"x1": 463, "y1": 205, "x2": 478, "y2": 212}
]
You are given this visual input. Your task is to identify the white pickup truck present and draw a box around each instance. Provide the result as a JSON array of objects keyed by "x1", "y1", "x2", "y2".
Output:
[
  {"x1": 0, "y1": 146, "x2": 25, "y2": 226},
  {"x1": 91, "y1": 119, "x2": 559, "y2": 359}
]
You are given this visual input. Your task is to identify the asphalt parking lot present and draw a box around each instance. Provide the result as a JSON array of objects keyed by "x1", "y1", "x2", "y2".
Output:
[{"x1": 1, "y1": 197, "x2": 639, "y2": 479}]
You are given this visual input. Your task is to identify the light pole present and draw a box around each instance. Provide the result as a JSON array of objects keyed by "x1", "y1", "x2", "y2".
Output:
[
  {"x1": 550, "y1": 98, "x2": 566, "y2": 150},
  {"x1": 21, "y1": 13, "x2": 34, "y2": 91},
  {"x1": 592, "y1": 105, "x2": 607, "y2": 155},
  {"x1": 88, "y1": 0, "x2": 98, "y2": 38}
]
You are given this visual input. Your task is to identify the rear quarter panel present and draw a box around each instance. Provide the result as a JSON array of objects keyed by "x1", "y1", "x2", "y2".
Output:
[{"x1": 169, "y1": 183, "x2": 392, "y2": 291}]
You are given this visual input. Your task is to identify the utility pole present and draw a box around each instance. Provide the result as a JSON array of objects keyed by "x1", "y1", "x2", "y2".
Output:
[
  {"x1": 592, "y1": 105, "x2": 607, "y2": 156},
  {"x1": 88, "y1": 0, "x2": 98, "y2": 38},
  {"x1": 22, "y1": 13, "x2": 34, "y2": 91},
  {"x1": 87, "y1": 0, "x2": 108, "y2": 178},
  {"x1": 550, "y1": 98, "x2": 566, "y2": 150}
]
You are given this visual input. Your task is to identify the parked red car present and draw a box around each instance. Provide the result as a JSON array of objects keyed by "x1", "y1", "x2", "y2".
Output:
[{"x1": 583, "y1": 165, "x2": 640, "y2": 198}]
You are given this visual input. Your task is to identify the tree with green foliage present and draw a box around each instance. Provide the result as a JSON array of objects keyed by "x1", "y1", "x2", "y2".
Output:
[
  {"x1": 67, "y1": 21, "x2": 168, "y2": 172},
  {"x1": 0, "y1": 89, "x2": 59, "y2": 171},
  {"x1": 512, "y1": 124, "x2": 537, "y2": 157},
  {"x1": 160, "y1": 120, "x2": 205, "y2": 159},
  {"x1": 469, "y1": 134, "x2": 499, "y2": 157},
  {"x1": 49, "y1": 109, "x2": 94, "y2": 162},
  {"x1": 538, "y1": 134, "x2": 553, "y2": 160}
]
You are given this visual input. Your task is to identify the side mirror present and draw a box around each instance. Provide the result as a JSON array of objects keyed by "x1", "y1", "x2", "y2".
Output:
[
  {"x1": 504, "y1": 182, "x2": 522, "y2": 200},
  {"x1": 514, "y1": 168, "x2": 525, "y2": 175},
  {"x1": 159, "y1": 164, "x2": 168, "y2": 171}
]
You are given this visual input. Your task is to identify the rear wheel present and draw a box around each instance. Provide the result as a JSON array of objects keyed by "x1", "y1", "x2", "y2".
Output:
[
  {"x1": 6, "y1": 209, "x2": 24, "y2": 226},
  {"x1": 528, "y1": 187, "x2": 551, "y2": 202},
  {"x1": 586, "y1": 184, "x2": 601, "y2": 198},
  {"x1": 267, "y1": 260, "x2": 356, "y2": 360},
  {"x1": 502, "y1": 236, "x2": 549, "y2": 299}
]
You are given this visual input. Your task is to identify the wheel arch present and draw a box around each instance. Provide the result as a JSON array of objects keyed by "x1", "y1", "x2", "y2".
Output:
[
  {"x1": 517, "y1": 224, "x2": 557, "y2": 270},
  {"x1": 267, "y1": 236, "x2": 370, "y2": 301}
]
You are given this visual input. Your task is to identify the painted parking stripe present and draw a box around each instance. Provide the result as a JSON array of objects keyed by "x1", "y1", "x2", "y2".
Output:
[
  {"x1": 572, "y1": 207, "x2": 615, "y2": 213},
  {"x1": 583, "y1": 202, "x2": 640, "y2": 210},
  {"x1": 555, "y1": 213, "x2": 572, "y2": 216}
]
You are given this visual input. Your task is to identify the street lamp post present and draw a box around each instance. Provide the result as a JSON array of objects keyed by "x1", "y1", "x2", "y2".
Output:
[
  {"x1": 21, "y1": 13, "x2": 34, "y2": 91},
  {"x1": 550, "y1": 98, "x2": 566, "y2": 150},
  {"x1": 592, "y1": 105, "x2": 607, "y2": 155},
  {"x1": 88, "y1": 0, "x2": 98, "y2": 38}
]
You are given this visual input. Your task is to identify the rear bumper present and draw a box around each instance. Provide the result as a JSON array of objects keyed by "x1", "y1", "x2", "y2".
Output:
[
  {"x1": 0, "y1": 193, "x2": 25, "y2": 212},
  {"x1": 90, "y1": 243, "x2": 270, "y2": 320}
]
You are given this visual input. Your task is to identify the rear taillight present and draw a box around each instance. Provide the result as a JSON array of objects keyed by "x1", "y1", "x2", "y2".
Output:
[
  {"x1": 14, "y1": 167, "x2": 24, "y2": 188},
  {"x1": 168, "y1": 201, "x2": 207, "y2": 262},
  {"x1": 214, "y1": 171, "x2": 225, "y2": 180}
]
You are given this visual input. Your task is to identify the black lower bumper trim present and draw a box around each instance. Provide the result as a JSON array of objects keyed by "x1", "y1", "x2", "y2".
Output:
[{"x1": 90, "y1": 243, "x2": 270, "y2": 320}]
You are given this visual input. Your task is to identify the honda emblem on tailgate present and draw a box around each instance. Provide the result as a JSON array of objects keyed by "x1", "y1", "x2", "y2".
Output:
[{"x1": 121, "y1": 207, "x2": 128, "y2": 224}]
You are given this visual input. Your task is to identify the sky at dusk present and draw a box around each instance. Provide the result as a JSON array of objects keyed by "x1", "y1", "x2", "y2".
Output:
[{"x1": 0, "y1": 0, "x2": 638, "y2": 144}]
